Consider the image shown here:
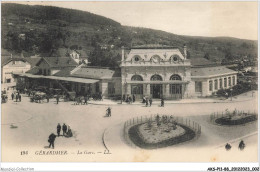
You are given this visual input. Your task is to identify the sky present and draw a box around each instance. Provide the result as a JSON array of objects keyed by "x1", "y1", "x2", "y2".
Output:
[{"x1": 2, "y1": 1, "x2": 258, "y2": 40}]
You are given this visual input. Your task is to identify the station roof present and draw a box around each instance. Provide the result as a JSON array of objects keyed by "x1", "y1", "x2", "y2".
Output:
[
  {"x1": 190, "y1": 58, "x2": 217, "y2": 67},
  {"x1": 1, "y1": 56, "x2": 28, "y2": 67},
  {"x1": 13, "y1": 72, "x2": 99, "y2": 84},
  {"x1": 36, "y1": 57, "x2": 78, "y2": 68},
  {"x1": 131, "y1": 44, "x2": 179, "y2": 49},
  {"x1": 25, "y1": 57, "x2": 41, "y2": 67},
  {"x1": 53, "y1": 67, "x2": 75, "y2": 77},
  {"x1": 71, "y1": 66, "x2": 121, "y2": 79},
  {"x1": 191, "y1": 66, "x2": 237, "y2": 78}
]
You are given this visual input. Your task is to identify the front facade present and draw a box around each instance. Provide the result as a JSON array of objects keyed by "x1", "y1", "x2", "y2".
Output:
[
  {"x1": 121, "y1": 45, "x2": 238, "y2": 99},
  {"x1": 121, "y1": 45, "x2": 194, "y2": 99}
]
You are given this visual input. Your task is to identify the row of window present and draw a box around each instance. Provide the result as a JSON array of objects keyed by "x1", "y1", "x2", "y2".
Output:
[
  {"x1": 132, "y1": 55, "x2": 181, "y2": 63},
  {"x1": 131, "y1": 84, "x2": 182, "y2": 95},
  {"x1": 131, "y1": 74, "x2": 182, "y2": 81},
  {"x1": 39, "y1": 69, "x2": 51, "y2": 76},
  {"x1": 209, "y1": 76, "x2": 236, "y2": 91}
]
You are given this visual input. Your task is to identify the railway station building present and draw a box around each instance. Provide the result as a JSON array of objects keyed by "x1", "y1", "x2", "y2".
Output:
[
  {"x1": 120, "y1": 45, "x2": 238, "y2": 99},
  {"x1": 12, "y1": 45, "x2": 237, "y2": 100}
]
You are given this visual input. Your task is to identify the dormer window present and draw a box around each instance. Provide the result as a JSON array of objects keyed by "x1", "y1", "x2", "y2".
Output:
[
  {"x1": 170, "y1": 55, "x2": 180, "y2": 62},
  {"x1": 133, "y1": 55, "x2": 141, "y2": 62}
]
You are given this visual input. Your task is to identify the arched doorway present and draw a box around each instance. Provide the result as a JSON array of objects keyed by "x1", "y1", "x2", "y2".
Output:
[
  {"x1": 150, "y1": 74, "x2": 163, "y2": 99},
  {"x1": 170, "y1": 74, "x2": 182, "y2": 99},
  {"x1": 131, "y1": 75, "x2": 143, "y2": 99}
]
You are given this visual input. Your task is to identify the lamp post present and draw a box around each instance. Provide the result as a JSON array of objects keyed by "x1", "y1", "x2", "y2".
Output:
[{"x1": 230, "y1": 88, "x2": 233, "y2": 101}]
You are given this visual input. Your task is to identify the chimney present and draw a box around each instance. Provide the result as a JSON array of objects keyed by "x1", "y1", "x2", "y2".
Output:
[
  {"x1": 183, "y1": 44, "x2": 187, "y2": 59},
  {"x1": 121, "y1": 46, "x2": 125, "y2": 61}
]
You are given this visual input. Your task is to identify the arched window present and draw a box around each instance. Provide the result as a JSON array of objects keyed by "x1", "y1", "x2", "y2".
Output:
[
  {"x1": 151, "y1": 74, "x2": 163, "y2": 81},
  {"x1": 170, "y1": 74, "x2": 182, "y2": 81},
  {"x1": 131, "y1": 75, "x2": 143, "y2": 97},
  {"x1": 131, "y1": 75, "x2": 143, "y2": 81}
]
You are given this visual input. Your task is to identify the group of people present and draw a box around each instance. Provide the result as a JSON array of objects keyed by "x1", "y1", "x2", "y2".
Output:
[
  {"x1": 142, "y1": 96, "x2": 165, "y2": 107},
  {"x1": 48, "y1": 123, "x2": 73, "y2": 149},
  {"x1": 11, "y1": 92, "x2": 22, "y2": 102},
  {"x1": 143, "y1": 96, "x2": 153, "y2": 107},
  {"x1": 123, "y1": 94, "x2": 136, "y2": 104},
  {"x1": 225, "y1": 140, "x2": 246, "y2": 151},
  {"x1": 57, "y1": 123, "x2": 73, "y2": 137}
]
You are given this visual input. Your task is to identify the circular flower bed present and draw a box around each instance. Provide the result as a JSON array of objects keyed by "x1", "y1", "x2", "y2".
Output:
[
  {"x1": 215, "y1": 113, "x2": 257, "y2": 125},
  {"x1": 128, "y1": 119, "x2": 197, "y2": 149}
]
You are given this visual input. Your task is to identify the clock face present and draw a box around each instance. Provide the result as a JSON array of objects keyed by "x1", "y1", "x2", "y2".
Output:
[{"x1": 151, "y1": 56, "x2": 160, "y2": 63}]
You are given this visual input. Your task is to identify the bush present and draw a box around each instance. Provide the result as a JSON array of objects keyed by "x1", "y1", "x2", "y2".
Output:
[{"x1": 216, "y1": 82, "x2": 253, "y2": 97}]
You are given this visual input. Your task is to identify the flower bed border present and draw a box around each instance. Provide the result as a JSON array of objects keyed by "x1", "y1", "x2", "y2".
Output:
[
  {"x1": 128, "y1": 123, "x2": 196, "y2": 149},
  {"x1": 215, "y1": 114, "x2": 257, "y2": 125}
]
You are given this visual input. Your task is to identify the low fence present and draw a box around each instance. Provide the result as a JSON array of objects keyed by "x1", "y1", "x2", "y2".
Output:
[
  {"x1": 123, "y1": 114, "x2": 201, "y2": 148},
  {"x1": 210, "y1": 109, "x2": 258, "y2": 122}
]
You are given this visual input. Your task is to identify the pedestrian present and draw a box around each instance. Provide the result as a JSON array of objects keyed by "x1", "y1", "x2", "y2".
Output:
[
  {"x1": 149, "y1": 98, "x2": 152, "y2": 106},
  {"x1": 133, "y1": 94, "x2": 135, "y2": 103},
  {"x1": 239, "y1": 140, "x2": 245, "y2": 150},
  {"x1": 161, "y1": 98, "x2": 164, "y2": 107},
  {"x1": 80, "y1": 96, "x2": 84, "y2": 105},
  {"x1": 145, "y1": 98, "x2": 148, "y2": 107},
  {"x1": 77, "y1": 97, "x2": 80, "y2": 105},
  {"x1": 65, "y1": 126, "x2": 73, "y2": 138},
  {"x1": 48, "y1": 133, "x2": 56, "y2": 149},
  {"x1": 100, "y1": 93, "x2": 103, "y2": 101},
  {"x1": 84, "y1": 95, "x2": 88, "y2": 105},
  {"x1": 129, "y1": 96, "x2": 132, "y2": 104},
  {"x1": 106, "y1": 107, "x2": 111, "y2": 117},
  {"x1": 46, "y1": 95, "x2": 49, "y2": 103},
  {"x1": 18, "y1": 94, "x2": 21, "y2": 102},
  {"x1": 142, "y1": 96, "x2": 146, "y2": 103},
  {"x1": 62, "y1": 123, "x2": 67, "y2": 136},
  {"x1": 123, "y1": 95, "x2": 125, "y2": 102},
  {"x1": 225, "y1": 143, "x2": 231, "y2": 151},
  {"x1": 56, "y1": 94, "x2": 59, "y2": 104},
  {"x1": 11, "y1": 93, "x2": 14, "y2": 100},
  {"x1": 15, "y1": 94, "x2": 18, "y2": 102},
  {"x1": 57, "y1": 123, "x2": 61, "y2": 137},
  {"x1": 126, "y1": 95, "x2": 129, "y2": 103}
]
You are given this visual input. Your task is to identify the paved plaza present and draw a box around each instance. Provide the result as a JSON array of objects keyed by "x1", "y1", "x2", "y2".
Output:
[{"x1": 1, "y1": 90, "x2": 258, "y2": 162}]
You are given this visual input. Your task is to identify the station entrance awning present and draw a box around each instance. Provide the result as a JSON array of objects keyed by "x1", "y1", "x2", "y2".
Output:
[
  {"x1": 13, "y1": 73, "x2": 99, "y2": 84},
  {"x1": 44, "y1": 76, "x2": 99, "y2": 84}
]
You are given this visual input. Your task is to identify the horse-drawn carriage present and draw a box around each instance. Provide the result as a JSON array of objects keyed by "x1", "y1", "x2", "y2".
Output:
[
  {"x1": 30, "y1": 92, "x2": 46, "y2": 103},
  {"x1": 92, "y1": 93, "x2": 103, "y2": 101}
]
